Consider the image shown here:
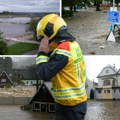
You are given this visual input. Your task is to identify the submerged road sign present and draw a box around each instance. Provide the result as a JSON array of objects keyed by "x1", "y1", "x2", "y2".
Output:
[{"x1": 107, "y1": 11, "x2": 119, "y2": 23}]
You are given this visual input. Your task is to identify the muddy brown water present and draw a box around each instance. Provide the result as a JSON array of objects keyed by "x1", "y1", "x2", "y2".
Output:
[
  {"x1": 65, "y1": 7, "x2": 120, "y2": 55},
  {"x1": 0, "y1": 101, "x2": 120, "y2": 120}
]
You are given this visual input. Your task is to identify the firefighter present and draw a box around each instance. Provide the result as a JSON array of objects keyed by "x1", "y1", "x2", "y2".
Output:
[{"x1": 36, "y1": 14, "x2": 87, "y2": 120}]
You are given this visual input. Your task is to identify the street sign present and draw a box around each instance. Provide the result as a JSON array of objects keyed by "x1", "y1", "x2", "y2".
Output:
[{"x1": 107, "y1": 11, "x2": 119, "y2": 23}]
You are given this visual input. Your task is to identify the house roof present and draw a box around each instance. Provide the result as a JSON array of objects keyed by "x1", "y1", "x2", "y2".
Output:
[
  {"x1": 29, "y1": 81, "x2": 53, "y2": 104},
  {"x1": 97, "y1": 64, "x2": 118, "y2": 78},
  {"x1": 0, "y1": 68, "x2": 37, "y2": 80},
  {"x1": 0, "y1": 71, "x2": 14, "y2": 85}
]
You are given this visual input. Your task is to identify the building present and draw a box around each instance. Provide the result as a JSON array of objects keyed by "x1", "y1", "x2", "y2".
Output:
[
  {"x1": 0, "y1": 71, "x2": 14, "y2": 88},
  {"x1": 95, "y1": 64, "x2": 120, "y2": 100},
  {"x1": 0, "y1": 68, "x2": 38, "y2": 87},
  {"x1": 28, "y1": 78, "x2": 96, "y2": 113},
  {"x1": 85, "y1": 79, "x2": 96, "y2": 99},
  {"x1": 29, "y1": 82, "x2": 56, "y2": 113}
]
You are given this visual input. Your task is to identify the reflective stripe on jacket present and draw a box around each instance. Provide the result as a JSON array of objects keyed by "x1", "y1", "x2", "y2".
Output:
[{"x1": 51, "y1": 41, "x2": 87, "y2": 106}]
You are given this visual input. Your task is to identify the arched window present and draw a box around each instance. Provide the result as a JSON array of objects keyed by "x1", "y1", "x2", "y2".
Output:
[{"x1": 104, "y1": 80, "x2": 110, "y2": 85}]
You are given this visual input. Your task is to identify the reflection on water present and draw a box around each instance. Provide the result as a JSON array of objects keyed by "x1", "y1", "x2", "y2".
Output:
[
  {"x1": 0, "y1": 101, "x2": 120, "y2": 120},
  {"x1": 0, "y1": 105, "x2": 55, "y2": 120},
  {"x1": 85, "y1": 100, "x2": 120, "y2": 120}
]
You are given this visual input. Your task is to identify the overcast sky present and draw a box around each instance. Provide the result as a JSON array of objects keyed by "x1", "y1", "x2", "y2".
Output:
[
  {"x1": 84, "y1": 56, "x2": 120, "y2": 82},
  {"x1": 0, "y1": 0, "x2": 60, "y2": 13}
]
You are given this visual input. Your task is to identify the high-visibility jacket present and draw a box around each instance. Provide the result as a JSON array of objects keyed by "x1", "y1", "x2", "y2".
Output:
[{"x1": 36, "y1": 41, "x2": 87, "y2": 106}]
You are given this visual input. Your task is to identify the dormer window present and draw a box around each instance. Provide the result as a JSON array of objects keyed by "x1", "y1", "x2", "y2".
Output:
[{"x1": 106, "y1": 70, "x2": 109, "y2": 73}]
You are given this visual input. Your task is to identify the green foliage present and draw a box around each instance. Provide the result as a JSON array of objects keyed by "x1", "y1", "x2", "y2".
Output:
[
  {"x1": 12, "y1": 74, "x2": 25, "y2": 85},
  {"x1": 0, "y1": 57, "x2": 13, "y2": 70},
  {"x1": 26, "y1": 18, "x2": 39, "y2": 40},
  {"x1": 4, "y1": 57, "x2": 13, "y2": 69},
  {"x1": 62, "y1": 10, "x2": 73, "y2": 18},
  {"x1": 62, "y1": 0, "x2": 92, "y2": 17},
  {"x1": 90, "y1": 89, "x2": 94, "y2": 99},
  {"x1": 0, "y1": 30, "x2": 4, "y2": 39},
  {"x1": 0, "y1": 30, "x2": 8, "y2": 55},
  {"x1": 8, "y1": 42, "x2": 38, "y2": 55}
]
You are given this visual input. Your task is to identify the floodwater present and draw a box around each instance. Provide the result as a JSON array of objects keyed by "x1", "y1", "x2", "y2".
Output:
[
  {"x1": 0, "y1": 17, "x2": 30, "y2": 24},
  {"x1": 0, "y1": 17, "x2": 30, "y2": 37},
  {"x1": 85, "y1": 100, "x2": 120, "y2": 120},
  {"x1": 0, "y1": 105, "x2": 55, "y2": 120},
  {"x1": 65, "y1": 7, "x2": 120, "y2": 55},
  {"x1": 1, "y1": 101, "x2": 120, "y2": 120}
]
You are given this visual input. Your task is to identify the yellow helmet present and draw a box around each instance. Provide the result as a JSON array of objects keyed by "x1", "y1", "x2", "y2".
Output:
[{"x1": 36, "y1": 14, "x2": 67, "y2": 41}]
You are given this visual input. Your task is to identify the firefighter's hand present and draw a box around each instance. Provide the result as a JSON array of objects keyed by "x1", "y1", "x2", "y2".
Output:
[{"x1": 38, "y1": 37, "x2": 49, "y2": 53}]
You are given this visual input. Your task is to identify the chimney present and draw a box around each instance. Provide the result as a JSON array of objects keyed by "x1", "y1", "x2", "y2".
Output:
[{"x1": 113, "y1": 64, "x2": 115, "y2": 68}]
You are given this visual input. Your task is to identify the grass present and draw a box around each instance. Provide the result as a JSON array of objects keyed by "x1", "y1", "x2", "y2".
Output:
[{"x1": 7, "y1": 42, "x2": 38, "y2": 55}]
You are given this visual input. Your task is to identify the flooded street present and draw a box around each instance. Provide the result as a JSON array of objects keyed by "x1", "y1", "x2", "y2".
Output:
[
  {"x1": 0, "y1": 105, "x2": 55, "y2": 120},
  {"x1": 85, "y1": 100, "x2": 120, "y2": 120},
  {"x1": 0, "y1": 101, "x2": 120, "y2": 120},
  {"x1": 65, "y1": 7, "x2": 120, "y2": 55}
]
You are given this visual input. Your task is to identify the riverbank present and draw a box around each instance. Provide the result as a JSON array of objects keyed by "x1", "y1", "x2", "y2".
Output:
[{"x1": 0, "y1": 15, "x2": 38, "y2": 55}]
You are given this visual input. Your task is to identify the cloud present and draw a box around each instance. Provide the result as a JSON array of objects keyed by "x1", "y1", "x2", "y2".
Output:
[{"x1": 0, "y1": 0, "x2": 60, "y2": 13}]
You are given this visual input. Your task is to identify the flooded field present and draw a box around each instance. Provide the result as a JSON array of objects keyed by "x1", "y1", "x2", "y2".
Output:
[
  {"x1": 0, "y1": 101, "x2": 120, "y2": 120},
  {"x1": 65, "y1": 7, "x2": 120, "y2": 55}
]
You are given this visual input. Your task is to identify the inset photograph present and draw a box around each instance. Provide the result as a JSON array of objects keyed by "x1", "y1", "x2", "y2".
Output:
[
  {"x1": 84, "y1": 55, "x2": 120, "y2": 120},
  {"x1": 0, "y1": 0, "x2": 60, "y2": 55},
  {"x1": 62, "y1": 0, "x2": 120, "y2": 55},
  {"x1": 1, "y1": 56, "x2": 120, "y2": 120}
]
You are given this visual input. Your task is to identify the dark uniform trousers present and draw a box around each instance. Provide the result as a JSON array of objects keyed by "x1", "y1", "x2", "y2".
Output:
[{"x1": 55, "y1": 101, "x2": 87, "y2": 120}]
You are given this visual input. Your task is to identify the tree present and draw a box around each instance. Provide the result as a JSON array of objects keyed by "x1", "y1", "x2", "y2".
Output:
[
  {"x1": 90, "y1": 89, "x2": 94, "y2": 99},
  {"x1": 62, "y1": 0, "x2": 92, "y2": 11},
  {"x1": 0, "y1": 57, "x2": 13, "y2": 70},
  {"x1": 62, "y1": 0, "x2": 92, "y2": 17},
  {"x1": 4, "y1": 57, "x2": 13, "y2": 69},
  {"x1": 12, "y1": 74, "x2": 24, "y2": 85},
  {"x1": 0, "y1": 30, "x2": 8, "y2": 55},
  {"x1": 26, "y1": 18, "x2": 39, "y2": 40}
]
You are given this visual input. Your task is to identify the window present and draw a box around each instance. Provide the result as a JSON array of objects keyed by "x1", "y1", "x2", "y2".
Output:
[
  {"x1": 106, "y1": 70, "x2": 109, "y2": 73},
  {"x1": 31, "y1": 81, "x2": 33, "y2": 84},
  {"x1": 114, "y1": 89, "x2": 116, "y2": 93},
  {"x1": 42, "y1": 86, "x2": 45, "y2": 90},
  {"x1": 34, "y1": 102, "x2": 40, "y2": 111},
  {"x1": 26, "y1": 81, "x2": 29, "y2": 85},
  {"x1": 119, "y1": 89, "x2": 120, "y2": 93},
  {"x1": 104, "y1": 80, "x2": 110, "y2": 85},
  {"x1": 1, "y1": 79, "x2": 6, "y2": 83},
  {"x1": 98, "y1": 89, "x2": 101, "y2": 94},
  {"x1": 104, "y1": 89, "x2": 110, "y2": 94},
  {"x1": 48, "y1": 103, "x2": 56, "y2": 112}
]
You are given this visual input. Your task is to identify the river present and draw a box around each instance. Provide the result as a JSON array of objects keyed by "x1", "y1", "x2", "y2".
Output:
[
  {"x1": 0, "y1": 17, "x2": 30, "y2": 38},
  {"x1": 0, "y1": 101, "x2": 120, "y2": 120}
]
